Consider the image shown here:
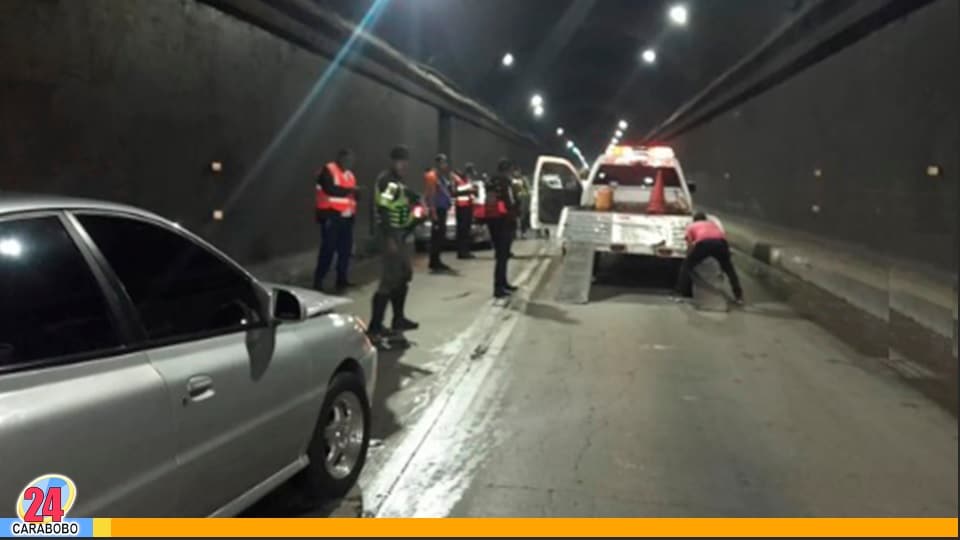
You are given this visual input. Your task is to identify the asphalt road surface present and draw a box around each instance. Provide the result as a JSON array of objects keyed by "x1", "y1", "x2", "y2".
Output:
[{"x1": 248, "y1": 239, "x2": 958, "y2": 517}]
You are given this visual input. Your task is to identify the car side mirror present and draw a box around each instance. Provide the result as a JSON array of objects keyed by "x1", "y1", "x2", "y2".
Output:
[
  {"x1": 273, "y1": 288, "x2": 307, "y2": 322},
  {"x1": 687, "y1": 182, "x2": 697, "y2": 193}
]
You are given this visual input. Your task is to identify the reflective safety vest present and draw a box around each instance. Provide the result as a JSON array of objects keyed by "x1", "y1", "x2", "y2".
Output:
[
  {"x1": 453, "y1": 173, "x2": 474, "y2": 208},
  {"x1": 484, "y1": 186, "x2": 508, "y2": 218},
  {"x1": 316, "y1": 162, "x2": 357, "y2": 216},
  {"x1": 376, "y1": 180, "x2": 412, "y2": 229}
]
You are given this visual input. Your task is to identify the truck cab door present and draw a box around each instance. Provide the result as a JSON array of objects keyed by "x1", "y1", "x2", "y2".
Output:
[{"x1": 531, "y1": 156, "x2": 583, "y2": 232}]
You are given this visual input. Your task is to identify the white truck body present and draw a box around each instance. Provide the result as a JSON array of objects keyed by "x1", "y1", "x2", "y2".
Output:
[{"x1": 531, "y1": 147, "x2": 696, "y2": 259}]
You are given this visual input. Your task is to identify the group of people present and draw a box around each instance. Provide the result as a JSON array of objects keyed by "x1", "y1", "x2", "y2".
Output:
[
  {"x1": 311, "y1": 145, "x2": 526, "y2": 348},
  {"x1": 312, "y1": 145, "x2": 744, "y2": 349}
]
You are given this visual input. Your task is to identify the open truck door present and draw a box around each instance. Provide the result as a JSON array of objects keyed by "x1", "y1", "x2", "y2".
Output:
[{"x1": 531, "y1": 156, "x2": 583, "y2": 232}]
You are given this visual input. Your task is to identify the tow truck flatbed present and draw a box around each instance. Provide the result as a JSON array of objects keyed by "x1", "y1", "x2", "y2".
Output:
[{"x1": 530, "y1": 146, "x2": 697, "y2": 304}]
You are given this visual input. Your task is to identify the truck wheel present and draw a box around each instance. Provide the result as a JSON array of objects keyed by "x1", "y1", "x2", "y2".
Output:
[{"x1": 297, "y1": 372, "x2": 370, "y2": 498}]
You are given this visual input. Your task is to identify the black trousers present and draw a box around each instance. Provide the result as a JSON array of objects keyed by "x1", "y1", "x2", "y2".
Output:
[
  {"x1": 486, "y1": 218, "x2": 511, "y2": 291},
  {"x1": 313, "y1": 215, "x2": 354, "y2": 288},
  {"x1": 455, "y1": 205, "x2": 473, "y2": 257},
  {"x1": 429, "y1": 209, "x2": 449, "y2": 268},
  {"x1": 677, "y1": 239, "x2": 743, "y2": 299}
]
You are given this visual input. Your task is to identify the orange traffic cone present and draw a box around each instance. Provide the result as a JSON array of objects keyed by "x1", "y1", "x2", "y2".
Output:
[{"x1": 647, "y1": 169, "x2": 666, "y2": 214}]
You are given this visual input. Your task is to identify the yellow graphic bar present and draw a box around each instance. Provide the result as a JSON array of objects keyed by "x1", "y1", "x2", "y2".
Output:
[
  {"x1": 101, "y1": 517, "x2": 958, "y2": 537},
  {"x1": 92, "y1": 518, "x2": 111, "y2": 537}
]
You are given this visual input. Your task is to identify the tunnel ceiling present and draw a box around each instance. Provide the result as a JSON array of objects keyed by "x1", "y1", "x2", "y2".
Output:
[{"x1": 313, "y1": 0, "x2": 806, "y2": 158}]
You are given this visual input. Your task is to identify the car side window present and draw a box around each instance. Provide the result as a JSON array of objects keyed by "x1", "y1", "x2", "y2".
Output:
[
  {"x1": 0, "y1": 217, "x2": 121, "y2": 370},
  {"x1": 77, "y1": 215, "x2": 263, "y2": 343}
]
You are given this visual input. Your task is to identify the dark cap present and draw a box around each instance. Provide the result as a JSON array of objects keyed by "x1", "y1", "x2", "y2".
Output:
[
  {"x1": 464, "y1": 162, "x2": 477, "y2": 174},
  {"x1": 390, "y1": 145, "x2": 410, "y2": 160},
  {"x1": 497, "y1": 157, "x2": 513, "y2": 172},
  {"x1": 435, "y1": 153, "x2": 449, "y2": 164}
]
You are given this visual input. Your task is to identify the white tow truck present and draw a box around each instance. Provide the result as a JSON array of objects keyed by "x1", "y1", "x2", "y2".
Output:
[{"x1": 530, "y1": 145, "x2": 697, "y2": 303}]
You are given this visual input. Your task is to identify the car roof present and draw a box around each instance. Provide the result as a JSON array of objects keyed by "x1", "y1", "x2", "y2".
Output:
[{"x1": 0, "y1": 192, "x2": 161, "y2": 220}]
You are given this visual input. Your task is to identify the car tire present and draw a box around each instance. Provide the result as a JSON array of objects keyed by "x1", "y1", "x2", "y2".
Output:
[{"x1": 297, "y1": 372, "x2": 371, "y2": 499}]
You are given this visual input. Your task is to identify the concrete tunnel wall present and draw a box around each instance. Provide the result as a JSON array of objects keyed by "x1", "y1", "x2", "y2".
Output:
[
  {"x1": 0, "y1": 0, "x2": 537, "y2": 264},
  {"x1": 671, "y1": 0, "x2": 958, "y2": 275}
]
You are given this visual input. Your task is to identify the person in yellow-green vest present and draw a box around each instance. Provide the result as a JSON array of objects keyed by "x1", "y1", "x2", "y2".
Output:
[{"x1": 366, "y1": 145, "x2": 426, "y2": 348}]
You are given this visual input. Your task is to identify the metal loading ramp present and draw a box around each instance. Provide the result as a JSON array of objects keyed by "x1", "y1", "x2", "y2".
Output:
[{"x1": 555, "y1": 242, "x2": 596, "y2": 304}]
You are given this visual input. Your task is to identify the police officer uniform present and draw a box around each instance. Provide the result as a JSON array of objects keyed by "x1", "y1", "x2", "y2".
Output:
[{"x1": 368, "y1": 146, "x2": 421, "y2": 342}]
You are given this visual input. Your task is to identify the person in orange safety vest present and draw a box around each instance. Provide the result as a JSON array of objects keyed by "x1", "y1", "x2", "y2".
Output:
[
  {"x1": 423, "y1": 153, "x2": 456, "y2": 273},
  {"x1": 313, "y1": 148, "x2": 359, "y2": 292},
  {"x1": 453, "y1": 163, "x2": 479, "y2": 259}
]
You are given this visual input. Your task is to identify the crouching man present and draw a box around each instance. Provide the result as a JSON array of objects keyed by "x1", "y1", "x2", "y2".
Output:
[{"x1": 676, "y1": 212, "x2": 744, "y2": 305}]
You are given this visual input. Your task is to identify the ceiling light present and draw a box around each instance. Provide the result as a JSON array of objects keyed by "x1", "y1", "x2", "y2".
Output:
[
  {"x1": 556, "y1": 127, "x2": 565, "y2": 136},
  {"x1": 669, "y1": 5, "x2": 689, "y2": 26},
  {"x1": 618, "y1": 120, "x2": 628, "y2": 130},
  {"x1": 615, "y1": 130, "x2": 623, "y2": 138},
  {"x1": 566, "y1": 140, "x2": 574, "y2": 149},
  {"x1": 502, "y1": 52, "x2": 515, "y2": 67},
  {"x1": 642, "y1": 49, "x2": 657, "y2": 65},
  {"x1": 530, "y1": 94, "x2": 544, "y2": 108},
  {"x1": 0, "y1": 238, "x2": 22, "y2": 258},
  {"x1": 533, "y1": 104, "x2": 544, "y2": 117}
]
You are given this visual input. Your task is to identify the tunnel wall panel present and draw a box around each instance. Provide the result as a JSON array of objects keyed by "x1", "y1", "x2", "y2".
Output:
[
  {"x1": 0, "y1": 0, "x2": 532, "y2": 263},
  {"x1": 672, "y1": 0, "x2": 958, "y2": 274},
  {"x1": 451, "y1": 118, "x2": 538, "y2": 177}
]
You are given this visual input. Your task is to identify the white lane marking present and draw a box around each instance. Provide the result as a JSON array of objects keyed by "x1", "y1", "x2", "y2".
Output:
[
  {"x1": 362, "y1": 246, "x2": 552, "y2": 516},
  {"x1": 372, "y1": 253, "x2": 554, "y2": 517}
]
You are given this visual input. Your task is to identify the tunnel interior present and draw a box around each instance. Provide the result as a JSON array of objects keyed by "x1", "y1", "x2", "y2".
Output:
[{"x1": 0, "y1": 0, "x2": 957, "y2": 523}]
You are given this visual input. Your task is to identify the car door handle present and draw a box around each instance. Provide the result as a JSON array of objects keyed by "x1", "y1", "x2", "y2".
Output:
[{"x1": 183, "y1": 375, "x2": 215, "y2": 405}]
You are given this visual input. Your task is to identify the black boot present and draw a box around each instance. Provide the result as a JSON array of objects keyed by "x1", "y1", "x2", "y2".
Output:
[
  {"x1": 367, "y1": 293, "x2": 390, "y2": 338},
  {"x1": 391, "y1": 286, "x2": 419, "y2": 331}
]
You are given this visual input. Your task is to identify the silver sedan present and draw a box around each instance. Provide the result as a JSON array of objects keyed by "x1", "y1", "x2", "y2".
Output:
[{"x1": 0, "y1": 194, "x2": 376, "y2": 517}]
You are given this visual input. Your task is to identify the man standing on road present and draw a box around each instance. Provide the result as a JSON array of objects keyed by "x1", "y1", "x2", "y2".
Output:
[
  {"x1": 453, "y1": 163, "x2": 479, "y2": 260},
  {"x1": 511, "y1": 167, "x2": 531, "y2": 240},
  {"x1": 367, "y1": 145, "x2": 422, "y2": 347},
  {"x1": 676, "y1": 211, "x2": 744, "y2": 304},
  {"x1": 485, "y1": 158, "x2": 519, "y2": 298},
  {"x1": 423, "y1": 153, "x2": 455, "y2": 273},
  {"x1": 313, "y1": 148, "x2": 359, "y2": 292}
]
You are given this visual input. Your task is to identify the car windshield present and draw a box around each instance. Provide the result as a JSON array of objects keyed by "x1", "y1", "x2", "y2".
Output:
[
  {"x1": 594, "y1": 164, "x2": 681, "y2": 188},
  {"x1": 592, "y1": 164, "x2": 690, "y2": 214}
]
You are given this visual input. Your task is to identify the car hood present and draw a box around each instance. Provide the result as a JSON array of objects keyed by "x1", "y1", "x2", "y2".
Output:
[{"x1": 263, "y1": 283, "x2": 353, "y2": 318}]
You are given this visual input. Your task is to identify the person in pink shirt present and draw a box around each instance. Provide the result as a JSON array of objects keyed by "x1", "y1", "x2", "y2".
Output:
[{"x1": 676, "y1": 211, "x2": 744, "y2": 304}]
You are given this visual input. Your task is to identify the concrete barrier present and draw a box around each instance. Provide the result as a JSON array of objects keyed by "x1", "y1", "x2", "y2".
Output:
[{"x1": 716, "y1": 213, "x2": 958, "y2": 414}]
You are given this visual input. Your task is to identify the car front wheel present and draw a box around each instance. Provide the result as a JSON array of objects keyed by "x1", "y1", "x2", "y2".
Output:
[{"x1": 298, "y1": 372, "x2": 371, "y2": 498}]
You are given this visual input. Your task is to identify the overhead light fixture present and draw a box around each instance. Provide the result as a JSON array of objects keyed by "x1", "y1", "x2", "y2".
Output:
[
  {"x1": 502, "y1": 52, "x2": 515, "y2": 67},
  {"x1": 618, "y1": 120, "x2": 628, "y2": 130},
  {"x1": 615, "y1": 130, "x2": 623, "y2": 138},
  {"x1": 669, "y1": 4, "x2": 689, "y2": 26},
  {"x1": 642, "y1": 49, "x2": 657, "y2": 65},
  {"x1": 0, "y1": 238, "x2": 23, "y2": 258},
  {"x1": 556, "y1": 127, "x2": 565, "y2": 136},
  {"x1": 530, "y1": 94, "x2": 544, "y2": 108},
  {"x1": 533, "y1": 104, "x2": 544, "y2": 117},
  {"x1": 566, "y1": 140, "x2": 574, "y2": 149}
]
